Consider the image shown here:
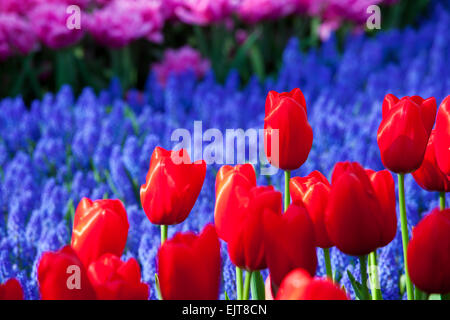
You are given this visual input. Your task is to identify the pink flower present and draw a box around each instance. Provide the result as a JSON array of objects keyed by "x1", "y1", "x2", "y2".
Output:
[
  {"x1": 87, "y1": 0, "x2": 164, "y2": 48},
  {"x1": 238, "y1": 0, "x2": 298, "y2": 23},
  {"x1": 174, "y1": 0, "x2": 237, "y2": 25},
  {"x1": 0, "y1": 0, "x2": 31, "y2": 14},
  {"x1": 27, "y1": 3, "x2": 84, "y2": 49},
  {"x1": 0, "y1": 13, "x2": 37, "y2": 60},
  {"x1": 152, "y1": 46, "x2": 211, "y2": 86},
  {"x1": 314, "y1": 0, "x2": 398, "y2": 40}
]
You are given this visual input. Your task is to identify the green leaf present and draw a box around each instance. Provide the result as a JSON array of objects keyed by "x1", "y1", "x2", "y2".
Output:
[
  {"x1": 155, "y1": 273, "x2": 162, "y2": 300},
  {"x1": 399, "y1": 274, "x2": 407, "y2": 295},
  {"x1": 347, "y1": 270, "x2": 364, "y2": 300},
  {"x1": 224, "y1": 291, "x2": 230, "y2": 301},
  {"x1": 250, "y1": 271, "x2": 265, "y2": 300},
  {"x1": 230, "y1": 31, "x2": 260, "y2": 72}
]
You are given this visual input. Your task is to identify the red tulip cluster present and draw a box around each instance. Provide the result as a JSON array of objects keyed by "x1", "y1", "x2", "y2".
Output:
[
  {"x1": 37, "y1": 198, "x2": 149, "y2": 300},
  {"x1": 290, "y1": 163, "x2": 397, "y2": 257},
  {"x1": 16, "y1": 88, "x2": 450, "y2": 301},
  {"x1": 214, "y1": 164, "x2": 317, "y2": 285},
  {"x1": 376, "y1": 93, "x2": 450, "y2": 299}
]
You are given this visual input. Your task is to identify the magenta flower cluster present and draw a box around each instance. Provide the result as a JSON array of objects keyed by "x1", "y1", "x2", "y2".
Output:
[
  {"x1": 0, "y1": 0, "x2": 397, "y2": 60},
  {"x1": 152, "y1": 46, "x2": 211, "y2": 86}
]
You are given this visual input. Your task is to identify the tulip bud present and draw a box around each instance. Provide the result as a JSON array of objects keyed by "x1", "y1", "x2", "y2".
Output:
[
  {"x1": 290, "y1": 171, "x2": 333, "y2": 248},
  {"x1": 412, "y1": 130, "x2": 450, "y2": 192},
  {"x1": 407, "y1": 208, "x2": 450, "y2": 294},
  {"x1": 140, "y1": 147, "x2": 206, "y2": 225},
  {"x1": 214, "y1": 164, "x2": 257, "y2": 242},
  {"x1": 264, "y1": 204, "x2": 317, "y2": 286},
  {"x1": 434, "y1": 96, "x2": 450, "y2": 175},
  {"x1": 0, "y1": 279, "x2": 24, "y2": 300},
  {"x1": 264, "y1": 88, "x2": 313, "y2": 170},
  {"x1": 276, "y1": 269, "x2": 348, "y2": 300},
  {"x1": 157, "y1": 224, "x2": 221, "y2": 300},
  {"x1": 38, "y1": 246, "x2": 96, "y2": 300},
  {"x1": 377, "y1": 94, "x2": 436, "y2": 173},
  {"x1": 87, "y1": 254, "x2": 149, "y2": 300},
  {"x1": 71, "y1": 197, "x2": 129, "y2": 267}
]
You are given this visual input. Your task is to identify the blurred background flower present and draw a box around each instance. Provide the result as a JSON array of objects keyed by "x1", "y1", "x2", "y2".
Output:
[{"x1": 0, "y1": 0, "x2": 426, "y2": 101}]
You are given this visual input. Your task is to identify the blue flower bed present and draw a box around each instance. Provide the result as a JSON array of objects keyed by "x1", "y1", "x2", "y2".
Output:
[{"x1": 0, "y1": 2, "x2": 449, "y2": 300}]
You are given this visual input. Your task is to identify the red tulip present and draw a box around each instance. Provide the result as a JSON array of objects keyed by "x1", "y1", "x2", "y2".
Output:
[
  {"x1": 325, "y1": 162, "x2": 397, "y2": 256},
  {"x1": 365, "y1": 168, "x2": 398, "y2": 247},
  {"x1": 264, "y1": 204, "x2": 317, "y2": 287},
  {"x1": 408, "y1": 208, "x2": 450, "y2": 294},
  {"x1": 38, "y1": 246, "x2": 96, "y2": 300},
  {"x1": 290, "y1": 171, "x2": 333, "y2": 248},
  {"x1": 264, "y1": 88, "x2": 313, "y2": 171},
  {"x1": 228, "y1": 185, "x2": 282, "y2": 270},
  {"x1": 377, "y1": 94, "x2": 437, "y2": 173},
  {"x1": 214, "y1": 164, "x2": 257, "y2": 242},
  {"x1": 71, "y1": 197, "x2": 129, "y2": 267},
  {"x1": 412, "y1": 130, "x2": 450, "y2": 192},
  {"x1": 157, "y1": 224, "x2": 221, "y2": 300},
  {"x1": 435, "y1": 96, "x2": 450, "y2": 175},
  {"x1": 87, "y1": 254, "x2": 149, "y2": 300},
  {"x1": 140, "y1": 147, "x2": 207, "y2": 225},
  {"x1": 276, "y1": 269, "x2": 348, "y2": 300},
  {"x1": 0, "y1": 279, "x2": 24, "y2": 300}
]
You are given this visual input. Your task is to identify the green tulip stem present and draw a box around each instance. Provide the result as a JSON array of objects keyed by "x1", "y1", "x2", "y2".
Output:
[
  {"x1": 323, "y1": 248, "x2": 333, "y2": 280},
  {"x1": 160, "y1": 225, "x2": 168, "y2": 246},
  {"x1": 284, "y1": 170, "x2": 291, "y2": 211},
  {"x1": 440, "y1": 192, "x2": 446, "y2": 210},
  {"x1": 369, "y1": 251, "x2": 383, "y2": 300},
  {"x1": 236, "y1": 267, "x2": 243, "y2": 300},
  {"x1": 398, "y1": 173, "x2": 414, "y2": 300},
  {"x1": 243, "y1": 271, "x2": 253, "y2": 300},
  {"x1": 359, "y1": 255, "x2": 370, "y2": 300}
]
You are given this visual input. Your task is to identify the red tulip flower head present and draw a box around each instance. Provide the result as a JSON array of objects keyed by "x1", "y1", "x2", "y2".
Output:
[
  {"x1": 325, "y1": 162, "x2": 397, "y2": 256},
  {"x1": 0, "y1": 279, "x2": 24, "y2": 300},
  {"x1": 140, "y1": 147, "x2": 207, "y2": 225},
  {"x1": 290, "y1": 171, "x2": 333, "y2": 248},
  {"x1": 38, "y1": 246, "x2": 96, "y2": 300},
  {"x1": 71, "y1": 197, "x2": 129, "y2": 267},
  {"x1": 434, "y1": 96, "x2": 450, "y2": 175},
  {"x1": 157, "y1": 224, "x2": 221, "y2": 300},
  {"x1": 412, "y1": 130, "x2": 450, "y2": 192},
  {"x1": 276, "y1": 269, "x2": 348, "y2": 300},
  {"x1": 264, "y1": 204, "x2": 317, "y2": 287},
  {"x1": 377, "y1": 94, "x2": 437, "y2": 173},
  {"x1": 214, "y1": 164, "x2": 257, "y2": 242},
  {"x1": 228, "y1": 185, "x2": 282, "y2": 270},
  {"x1": 264, "y1": 88, "x2": 313, "y2": 171},
  {"x1": 407, "y1": 208, "x2": 450, "y2": 294},
  {"x1": 87, "y1": 254, "x2": 149, "y2": 300}
]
